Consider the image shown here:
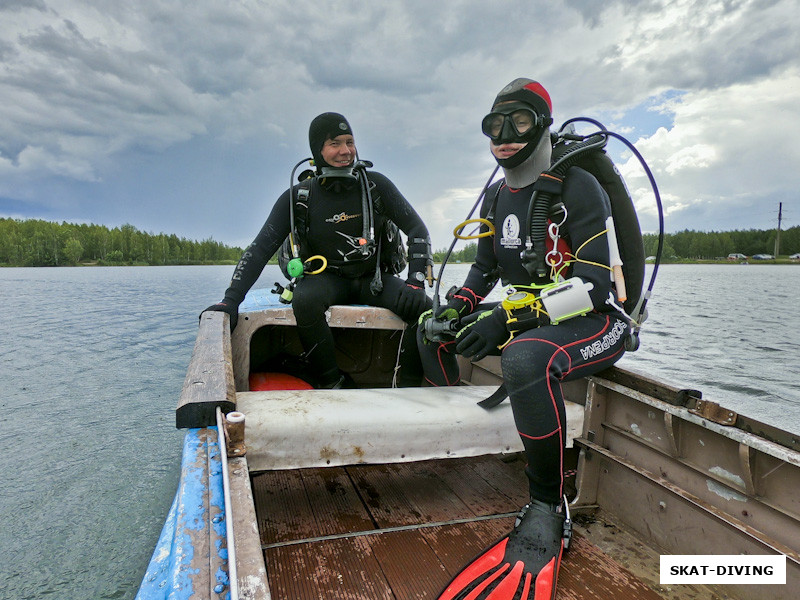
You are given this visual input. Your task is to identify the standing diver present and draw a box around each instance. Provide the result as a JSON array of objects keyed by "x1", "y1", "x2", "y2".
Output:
[
  {"x1": 206, "y1": 112, "x2": 432, "y2": 389},
  {"x1": 421, "y1": 79, "x2": 633, "y2": 599}
]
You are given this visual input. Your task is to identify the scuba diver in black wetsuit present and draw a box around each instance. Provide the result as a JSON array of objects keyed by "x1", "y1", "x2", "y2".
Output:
[
  {"x1": 424, "y1": 80, "x2": 635, "y2": 600},
  {"x1": 205, "y1": 112, "x2": 433, "y2": 389}
]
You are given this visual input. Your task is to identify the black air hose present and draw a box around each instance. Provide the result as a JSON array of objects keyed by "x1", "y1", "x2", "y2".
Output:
[{"x1": 288, "y1": 157, "x2": 313, "y2": 259}]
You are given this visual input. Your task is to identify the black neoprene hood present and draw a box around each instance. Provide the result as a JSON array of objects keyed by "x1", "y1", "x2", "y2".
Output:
[{"x1": 308, "y1": 112, "x2": 353, "y2": 168}]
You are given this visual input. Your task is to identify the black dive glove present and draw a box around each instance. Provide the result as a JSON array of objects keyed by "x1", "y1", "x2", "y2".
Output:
[
  {"x1": 455, "y1": 306, "x2": 510, "y2": 361},
  {"x1": 396, "y1": 280, "x2": 429, "y2": 322},
  {"x1": 418, "y1": 286, "x2": 479, "y2": 343},
  {"x1": 445, "y1": 286, "x2": 481, "y2": 319},
  {"x1": 202, "y1": 298, "x2": 240, "y2": 331}
]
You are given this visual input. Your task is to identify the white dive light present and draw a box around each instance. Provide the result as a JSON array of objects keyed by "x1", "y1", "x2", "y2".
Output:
[
  {"x1": 540, "y1": 277, "x2": 594, "y2": 324},
  {"x1": 605, "y1": 216, "x2": 627, "y2": 302}
]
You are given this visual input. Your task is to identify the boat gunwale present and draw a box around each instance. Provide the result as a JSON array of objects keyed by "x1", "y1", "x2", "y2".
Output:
[
  {"x1": 150, "y1": 300, "x2": 800, "y2": 600},
  {"x1": 591, "y1": 375, "x2": 800, "y2": 465}
]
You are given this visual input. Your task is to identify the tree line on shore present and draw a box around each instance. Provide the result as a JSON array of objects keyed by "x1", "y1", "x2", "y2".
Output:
[
  {"x1": 0, "y1": 218, "x2": 243, "y2": 267},
  {"x1": 1, "y1": 217, "x2": 797, "y2": 267},
  {"x1": 434, "y1": 227, "x2": 800, "y2": 263}
]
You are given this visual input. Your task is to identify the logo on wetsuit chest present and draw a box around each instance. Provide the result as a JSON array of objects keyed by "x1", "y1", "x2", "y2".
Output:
[
  {"x1": 500, "y1": 215, "x2": 522, "y2": 248},
  {"x1": 326, "y1": 211, "x2": 361, "y2": 224}
]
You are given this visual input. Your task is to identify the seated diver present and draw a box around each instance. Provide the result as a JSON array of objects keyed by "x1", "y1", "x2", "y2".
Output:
[
  {"x1": 420, "y1": 79, "x2": 633, "y2": 599},
  {"x1": 205, "y1": 112, "x2": 433, "y2": 388}
]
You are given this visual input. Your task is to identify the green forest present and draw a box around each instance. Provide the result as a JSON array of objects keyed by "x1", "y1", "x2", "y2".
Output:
[
  {"x1": 433, "y1": 227, "x2": 800, "y2": 264},
  {"x1": 0, "y1": 218, "x2": 243, "y2": 267},
  {"x1": 1, "y1": 217, "x2": 798, "y2": 267}
]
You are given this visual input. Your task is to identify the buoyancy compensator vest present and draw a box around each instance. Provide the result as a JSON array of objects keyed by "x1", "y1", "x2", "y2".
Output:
[
  {"x1": 483, "y1": 124, "x2": 645, "y2": 316},
  {"x1": 277, "y1": 161, "x2": 408, "y2": 283}
]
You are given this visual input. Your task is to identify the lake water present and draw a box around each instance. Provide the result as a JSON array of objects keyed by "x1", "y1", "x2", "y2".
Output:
[{"x1": 1, "y1": 263, "x2": 798, "y2": 599}]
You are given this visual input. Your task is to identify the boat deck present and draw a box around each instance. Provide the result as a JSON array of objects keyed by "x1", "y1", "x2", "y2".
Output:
[{"x1": 252, "y1": 453, "x2": 731, "y2": 600}]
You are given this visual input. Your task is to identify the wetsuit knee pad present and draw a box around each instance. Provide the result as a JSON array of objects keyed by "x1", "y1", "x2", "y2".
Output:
[
  {"x1": 501, "y1": 337, "x2": 569, "y2": 438},
  {"x1": 501, "y1": 336, "x2": 569, "y2": 389}
]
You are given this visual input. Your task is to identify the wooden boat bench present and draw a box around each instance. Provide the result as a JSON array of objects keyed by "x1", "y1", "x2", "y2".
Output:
[{"x1": 236, "y1": 386, "x2": 585, "y2": 472}]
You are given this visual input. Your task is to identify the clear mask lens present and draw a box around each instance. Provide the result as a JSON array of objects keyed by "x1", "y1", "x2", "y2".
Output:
[{"x1": 481, "y1": 105, "x2": 540, "y2": 142}]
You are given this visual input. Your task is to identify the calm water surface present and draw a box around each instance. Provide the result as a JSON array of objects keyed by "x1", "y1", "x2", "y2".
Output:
[{"x1": 0, "y1": 263, "x2": 798, "y2": 599}]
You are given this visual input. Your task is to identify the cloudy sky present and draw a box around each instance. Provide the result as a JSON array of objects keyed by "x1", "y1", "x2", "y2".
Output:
[{"x1": 2, "y1": 0, "x2": 798, "y2": 250}]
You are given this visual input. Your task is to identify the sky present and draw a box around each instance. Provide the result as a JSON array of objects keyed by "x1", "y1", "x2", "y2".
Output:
[{"x1": 2, "y1": 0, "x2": 799, "y2": 251}]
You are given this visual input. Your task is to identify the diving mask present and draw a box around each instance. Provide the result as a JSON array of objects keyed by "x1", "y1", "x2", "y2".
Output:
[{"x1": 481, "y1": 102, "x2": 552, "y2": 145}]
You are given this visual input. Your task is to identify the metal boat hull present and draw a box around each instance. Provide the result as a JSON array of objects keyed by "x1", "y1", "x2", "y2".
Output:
[{"x1": 139, "y1": 296, "x2": 800, "y2": 599}]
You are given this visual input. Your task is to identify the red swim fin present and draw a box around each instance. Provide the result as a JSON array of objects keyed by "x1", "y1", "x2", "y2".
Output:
[{"x1": 437, "y1": 500, "x2": 570, "y2": 600}]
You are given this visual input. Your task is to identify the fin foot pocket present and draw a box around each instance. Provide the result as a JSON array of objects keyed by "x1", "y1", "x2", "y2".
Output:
[{"x1": 437, "y1": 500, "x2": 567, "y2": 600}]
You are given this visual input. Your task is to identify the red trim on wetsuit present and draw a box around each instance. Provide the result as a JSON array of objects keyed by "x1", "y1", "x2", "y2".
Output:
[{"x1": 506, "y1": 314, "x2": 625, "y2": 498}]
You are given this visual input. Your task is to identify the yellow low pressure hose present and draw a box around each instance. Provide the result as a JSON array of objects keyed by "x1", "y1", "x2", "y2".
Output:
[
  {"x1": 304, "y1": 255, "x2": 327, "y2": 275},
  {"x1": 453, "y1": 218, "x2": 496, "y2": 240}
]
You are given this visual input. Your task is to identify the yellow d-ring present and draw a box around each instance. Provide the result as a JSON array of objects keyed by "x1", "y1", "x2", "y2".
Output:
[
  {"x1": 453, "y1": 218, "x2": 496, "y2": 240},
  {"x1": 304, "y1": 255, "x2": 327, "y2": 275}
]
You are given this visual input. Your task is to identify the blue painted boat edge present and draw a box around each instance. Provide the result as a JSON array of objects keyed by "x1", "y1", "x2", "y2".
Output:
[
  {"x1": 238, "y1": 287, "x2": 374, "y2": 313},
  {"x1": 136, "y1": 428, "x2": 230, "y2": 599},
  {"x1": 239, "y1": 288, "x2": 282, "y2": 313}
]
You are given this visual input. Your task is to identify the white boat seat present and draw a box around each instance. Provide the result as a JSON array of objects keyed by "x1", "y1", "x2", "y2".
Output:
[{"x1": 235, "y1": 386, "x2": 583, "y2": 471}]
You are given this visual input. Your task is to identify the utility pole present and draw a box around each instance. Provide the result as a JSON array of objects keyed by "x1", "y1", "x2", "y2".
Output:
[{"x1": 774, "y1": 202, "x2": 782, "y2": 258}]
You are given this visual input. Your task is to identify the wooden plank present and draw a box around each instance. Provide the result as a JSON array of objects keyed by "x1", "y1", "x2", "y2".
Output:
[
  {"x1": 347, "y1": 462, "x2": 474, "y2": 528},
  {"x1": 262, "y1": 523, "x2": 672, "y2": 599},
  {"x1": 265, "y1": 536, "x2": 393, "y2": 599},
  {"x1": 176, "y1": 310, "x2": 236, "y2": 428},
  {"x1": 558, "y1": 534, "x2": 666, "y2": 600},
  {"x1": 254, "y1": 455, "x2": 685, "y2": 599},
  {"x1": 299, "y1": 467, "x2": 375, "y2": 537},
  {"x1": 419, "y1": 518, "x2": 516, "y2": 579},
  {"x1": 468, "y1": 453, "x2": 530, "y2": 507},
  {"x1": 252, "y1": 469, "x2": 316, "y2": 545},
  {"x1": 424, "y1": 457, "x2": 523, "y2": 516},
  {"x1": 369, "y1": 529, "x2": 450, "y2": 598},
  {"x1": 347, "y1": 463, "x2": 434, "y2": 528}
]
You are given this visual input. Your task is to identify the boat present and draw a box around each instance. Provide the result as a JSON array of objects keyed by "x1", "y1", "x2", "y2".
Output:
[{"x1": 137, "y1": 290, "x2": 800, "y2": 599}]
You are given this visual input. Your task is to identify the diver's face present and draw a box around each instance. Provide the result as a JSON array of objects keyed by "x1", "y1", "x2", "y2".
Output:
[
  {"x1": 321, "y1": 134, "x2": 356, "y2": 167},
  {"x1": 483, "y1": 101, "x2": 538, "y2": 162}
]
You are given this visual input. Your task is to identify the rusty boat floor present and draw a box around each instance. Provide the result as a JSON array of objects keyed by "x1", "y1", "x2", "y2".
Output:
[{"x1": 252, "y1": 453, "x2": 732, "y2": 600}]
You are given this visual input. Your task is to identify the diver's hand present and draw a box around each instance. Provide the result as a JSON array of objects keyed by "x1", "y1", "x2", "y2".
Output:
[
  {"x1": 455, "y1": 308, "x2": 509, "y2": 360},
  {"x1": 434, "y1": 306, "x2": 460, "y2": 322},
  {"x1": 202, "y1": 299, "x2": 240, "y2": 331},
  {"x1": 396, "y1": 283, "x2": 429, "y2": 322},
  {"x1": 445, "y1": 286, "x2": 481, "y2": 317}
]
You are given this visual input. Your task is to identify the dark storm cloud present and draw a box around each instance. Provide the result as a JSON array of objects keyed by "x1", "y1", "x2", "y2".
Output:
[{"x1": 1, "y1": 0, "x2": 799, "y2": 247}]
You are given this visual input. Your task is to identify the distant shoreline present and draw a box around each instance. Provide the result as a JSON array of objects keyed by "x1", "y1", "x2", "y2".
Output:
[{"x1": 3, "y1": 258, "x2": 800, "y2": 268}]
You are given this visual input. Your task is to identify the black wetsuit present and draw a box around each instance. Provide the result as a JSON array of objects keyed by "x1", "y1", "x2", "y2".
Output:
[
  {"x1": 419, "y1": 167, "x2": 630, "y2": 504},
  {"x1": 221, "y1": 170, "x2": 432, "y2": 386}
]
